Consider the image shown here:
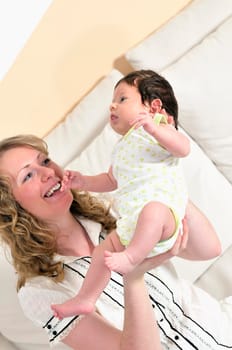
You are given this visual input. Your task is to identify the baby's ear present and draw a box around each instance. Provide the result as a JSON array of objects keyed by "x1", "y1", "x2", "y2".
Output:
[{"x1": 150, "y1": 98, "x2": 162, "y2": 113}]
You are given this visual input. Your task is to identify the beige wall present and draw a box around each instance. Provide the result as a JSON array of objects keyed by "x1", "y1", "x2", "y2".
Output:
[{"x1": 0, "y1": 0, "x2": 191, "y2": 139}]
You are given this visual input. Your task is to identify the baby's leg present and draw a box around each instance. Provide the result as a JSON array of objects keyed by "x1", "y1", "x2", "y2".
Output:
[
  {"x1": 51, "y1": 231, "x2": 118, "y2": 319},
  {"x1": 105, "y1": 202, "x2": 176, "y2": 274}
]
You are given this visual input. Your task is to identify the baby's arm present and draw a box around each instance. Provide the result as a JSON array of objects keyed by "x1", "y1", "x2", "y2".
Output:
[
  {"x1": 132, "y1": 112, "x2": 190, "y2": 157},
  {"x1": 154, "y1": 123, "x2": 190, "y2": 157},
  {"x1": 61, "y1": 166, "x2": 117, "y2": 193}
]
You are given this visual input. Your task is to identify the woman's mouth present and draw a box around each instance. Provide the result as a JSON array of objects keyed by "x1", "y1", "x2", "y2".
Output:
[{"x1": 44, "y1": 182, "x2": 62, "y2": 198}]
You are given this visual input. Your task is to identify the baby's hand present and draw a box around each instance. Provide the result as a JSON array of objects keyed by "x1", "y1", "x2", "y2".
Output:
[
  {"x1": 61, "y1": 170, "x2": 85, "y2": 191},
  {"x1": 160, "y1": 108, "x2": 175, "y2": 126},
  {"x1": 130, "y1": 112, "x2": 155, "y2": 135}
]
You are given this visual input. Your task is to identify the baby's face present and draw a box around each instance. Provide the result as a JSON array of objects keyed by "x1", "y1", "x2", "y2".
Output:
[{"x1": 109, "y1": 82, "x2": 148, "y2": 135}]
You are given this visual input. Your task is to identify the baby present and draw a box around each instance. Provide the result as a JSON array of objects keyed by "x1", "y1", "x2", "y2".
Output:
[{"x1": 51, "y1": 69, "x2": 190, "y2": 319}]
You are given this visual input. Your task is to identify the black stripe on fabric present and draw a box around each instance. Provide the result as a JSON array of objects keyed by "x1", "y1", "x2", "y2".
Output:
[
  {"x1": 49, "y1": 315, "x2": 80, "y2": 342},
  {"x1": 80, "y1": 256, "x2": 124, "y2": 285},
  {"x1": 64, "y1": 256, "x2": 91, "y2": 277},
  {"x1": 153, "y1": 300, "x2": 198, "y2": 350},
  {"x1": 65, "y1": 258, "x2": 125, "y2": 309},
  {"x1": 43, "y1": 315, "x2": 55, "y2": 328},
  {"x1": 102, "y1": 289, "x2": 124, "y2": 309},
  {"x1": 146, "y1": 271, "x2": 232, "y2": 348},
  {"x1": 159, "y1": 326, "x2": 183, "y2": 350},
  {"x1": 64, "y1": 258, "x2": 123, "y2": 287},
  {"x1": 63, "y1": 252, "x2": 232, "y2": 348}
]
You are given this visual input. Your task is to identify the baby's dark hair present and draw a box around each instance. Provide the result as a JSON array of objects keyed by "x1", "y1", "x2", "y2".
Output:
[{"x1": 115, "y1": 70, "x2": 178, "y2": 129}]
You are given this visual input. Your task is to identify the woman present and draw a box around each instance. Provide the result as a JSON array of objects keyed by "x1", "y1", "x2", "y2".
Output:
[{"x1": 0, "y1": 134, "x2": 231, "y2": 350}]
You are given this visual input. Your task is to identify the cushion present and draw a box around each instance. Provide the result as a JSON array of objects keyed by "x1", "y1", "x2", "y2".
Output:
[
  {"x1": 161, "y1": 16, "x2": 232, "y2": 184},
  {"x1": 68, "y1": 123, "x2": 120, "y2": 174},
  {"x1": 126, "y1": 0, "x2": 232, "y2": 71},
  {"x1": 125, "y1": 0, "x2": 232, "y2": 184},
  {"x1": 44, "y1": 69, "x2": 123, "y2": 168},
  {"x1": 195, "y1": 245, "x2": 232, "y2": 300},
  {"x1": 171, "y1": 128, "x2": 232, "y2": 282},
  {"x1": 0, "y1": 333, "x2": 18, "y2": 350}
]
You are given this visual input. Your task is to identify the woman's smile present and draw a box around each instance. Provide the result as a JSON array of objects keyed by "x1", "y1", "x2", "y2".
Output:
[{"x1": 0, "y1": 146, "x2": 73, "y2": 220}]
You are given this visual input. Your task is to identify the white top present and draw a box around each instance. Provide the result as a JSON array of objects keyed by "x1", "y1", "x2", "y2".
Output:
[{"x1": 18, "y1": 218, "x2": 232, "y2": 349}]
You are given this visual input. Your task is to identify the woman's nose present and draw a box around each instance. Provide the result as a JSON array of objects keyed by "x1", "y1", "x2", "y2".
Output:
[{"x1": 40, "y1": 167, "x2": 55, "y2": 182}]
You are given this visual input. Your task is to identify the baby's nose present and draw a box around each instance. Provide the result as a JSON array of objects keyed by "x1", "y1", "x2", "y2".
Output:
[{"x1": 110, "y1": 102, "x2": 116, "y2": 111}]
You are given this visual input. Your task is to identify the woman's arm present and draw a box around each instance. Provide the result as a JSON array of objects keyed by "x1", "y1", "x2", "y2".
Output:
[
  {"x1": 62, "y1": 226, "x2": 188, "y2": 350},
  {"x1": 62, "y1": 312, "x2": 121, "y2": 350},
  {"x1": 61, "y1": 241, "x2": 188, "y2": 350},
  {"x1": 120, "y1": 272, "x2": 162, "y2": 350},
  {"x1": 178, "y1": 200, "x2": 222, "y2": 260},
  {"x1": 62, "y1": 274, "x2": 161, "y2": 350}
]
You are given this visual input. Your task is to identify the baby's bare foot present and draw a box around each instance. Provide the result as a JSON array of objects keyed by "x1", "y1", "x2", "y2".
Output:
[
  {"x1": 51, "y1": 296, "x2": 95, "y2": 319},
  {"x1": 104, "y1": 250, "x2": 136, "y2": 274}
]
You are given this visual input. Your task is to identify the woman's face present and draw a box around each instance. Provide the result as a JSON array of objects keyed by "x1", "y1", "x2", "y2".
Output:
[{"x1": 0, "y1": 146, "x2": 73, "y2": 222}]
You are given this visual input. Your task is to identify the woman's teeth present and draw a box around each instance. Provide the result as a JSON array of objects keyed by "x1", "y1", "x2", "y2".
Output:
[{"x1": 45, "y1": 182, "x2": 61, "y2": 197}]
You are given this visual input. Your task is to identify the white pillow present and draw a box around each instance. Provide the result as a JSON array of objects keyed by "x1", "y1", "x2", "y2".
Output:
[
  {"x1": 66, "y1": 123, "x2": 232, "y2": 283},
  {"x1": 125, "y1": 0, "x2": 232, "y2": 184},
  {"x1": 0, "y1": 333, "x2": 18, "y2": 350},
  {"x1": 161, "y1": 16, "x2": 232, "y2": 184},
  {"x1": 195, "y1": 245, "x2": 232, "y2": 300},
  {"x1": 68, "y1": 123, "x2": 120, "y2": 174},
  {"x1": 45, "y1": 69, "x2": 123, "y2": 168},
  {"x1": 126, "y1": 0, "x2": 232, "y2": 71},
  {"x1": 172, "y1": 129, "x2": 232, "y2": 282}
]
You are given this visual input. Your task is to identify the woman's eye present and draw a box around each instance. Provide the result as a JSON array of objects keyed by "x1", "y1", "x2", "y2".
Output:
[
  {"x1": 23, "y1": 172, "x2": 33, "y2": 183},
  {"x1": 42, "y1": 157, "x2": 51, "y2": 166}
]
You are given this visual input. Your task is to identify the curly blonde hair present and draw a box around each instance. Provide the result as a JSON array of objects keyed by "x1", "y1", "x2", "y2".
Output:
[{"x1": 0, "y1": 135, "x2": 116, "y2": 291}]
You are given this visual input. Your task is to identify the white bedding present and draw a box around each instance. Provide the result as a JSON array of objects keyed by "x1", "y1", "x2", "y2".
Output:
[
  {"x1": 0, "y1": 0, "x2": 232, "y2": 348},
  {"x1": 125, "y1": 0, "x2": 232, "y2": 299}
]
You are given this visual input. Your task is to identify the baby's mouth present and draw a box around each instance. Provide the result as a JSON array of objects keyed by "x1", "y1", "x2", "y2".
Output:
[{"x1": 110, "y1": 114, "x2": 118, "y2": 122}]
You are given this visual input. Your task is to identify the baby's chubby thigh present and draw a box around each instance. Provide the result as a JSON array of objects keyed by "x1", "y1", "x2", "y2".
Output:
[{"x1": 138, "y1": 201, "x2": 177, "y2": 241}]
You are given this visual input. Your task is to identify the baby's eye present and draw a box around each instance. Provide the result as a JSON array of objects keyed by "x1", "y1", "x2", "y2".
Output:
[{"x1": 120, "y1": 96, "x2": 127, "y2": 102}]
